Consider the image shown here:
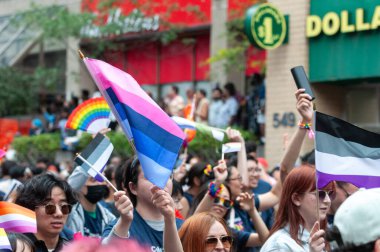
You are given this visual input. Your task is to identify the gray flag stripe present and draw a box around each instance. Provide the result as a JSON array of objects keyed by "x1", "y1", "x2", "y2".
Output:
[{"x1": 316, "y1": 131, "x2": 380, "y2": 159}]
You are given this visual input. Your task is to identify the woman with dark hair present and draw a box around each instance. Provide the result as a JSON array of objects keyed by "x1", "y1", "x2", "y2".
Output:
[
  {"x1": 179, "y1": 162, "x2": 212, "y2": 218},
  {"x1": 15, "y1": 173, "x2": 78, "y2": 252},
  {"x1": 261, "y1": 166, "x2": 335, "y2": 252},
  {"x1": 179, "y1": 212, "x2": 233, "y2": 252}
]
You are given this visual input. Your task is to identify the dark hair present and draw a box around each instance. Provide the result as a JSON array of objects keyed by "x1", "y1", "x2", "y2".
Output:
[
  {"x1": 185, "y1": 162, "x2": 209, "y2": 187},
  {"x1": 1, "y1": 160, "x2": 17, "y2": 177},
  {"x1": 224, "y1": 82, "x2": 236, "y2": 96},
  {"x1": 245, "y1": 141, "x2": 257, "y2": 154},
  {"x1": 212, "y1": 87, "x2": 223, "y2": 94},
  {"x1": 199, "y1": 89, "x2": 207, "y2": 97},
  {"x1": 326, "y1": 226, "x2": 376, "y2": 252},
  {"x1": 172, "y1": 86, "x2": 179, "y2": 94},
  {"x1": 300, "y1": 150, "x2": 315, "y2": 165},
  {"x1": 7, "y1": 232, "x2": 35, "y2": 252},
  {"x1": 247, "y1": 155, "x2": 258, "y2": 164},
  {"x1": 172, "y1": 179, "x2": 183, "y2": 197},
  {"x1": 114, "y1": 163, "x2": 127, "y2": 191},
  {"x1": 15, "y1": 173, "x2": 78, "y2": 210},
  {"x1": 122, "y1": 157, "x2": 141, "y2": 207},
  {"x1": 9, "y1": 165, "x2": 26, "y2": 180}
]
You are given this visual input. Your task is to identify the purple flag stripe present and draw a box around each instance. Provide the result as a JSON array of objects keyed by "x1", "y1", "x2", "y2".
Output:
[
  {"x1": 317, "y1": 170, "x2": 380, "y2": 189},
  {"x1": 0, "y1": 220, "x2": 37, "y2": 230}
]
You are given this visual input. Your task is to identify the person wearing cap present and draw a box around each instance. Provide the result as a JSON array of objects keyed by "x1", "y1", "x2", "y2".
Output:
[{"x1": 326, "y1": 188, "x2": 380, "y2": 251}]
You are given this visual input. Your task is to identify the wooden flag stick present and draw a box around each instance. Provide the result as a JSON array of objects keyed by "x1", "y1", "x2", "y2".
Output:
[
  {"x1": 76, "y1": 153, "x2": 118, "y2": 192},
  {"x1": 78, "y1": 50, "x2": 85, "y2": 59}
]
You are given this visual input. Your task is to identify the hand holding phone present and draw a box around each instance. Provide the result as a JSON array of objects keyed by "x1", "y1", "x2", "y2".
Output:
[{"x1": 291, "y1": 66, "x2": 315, "y2": 101}]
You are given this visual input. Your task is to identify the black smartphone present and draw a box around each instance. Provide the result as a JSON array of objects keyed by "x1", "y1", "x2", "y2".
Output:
[{"x1": 290, "y1": 66, "x2": 315, "y2": 101}]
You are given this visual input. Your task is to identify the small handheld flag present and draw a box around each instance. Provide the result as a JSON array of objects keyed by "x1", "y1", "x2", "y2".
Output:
[
  {"x1": 221, "y1": 142, "x2": 242, "y2": 160},
  {"x1": 315, "y1": 111, "x2": 380, "y2": 189},
  {"x1": 0, "y1": 228, "x2": 11, "y2": 251},
  {"x1": 66, "y1": 97, "x2": 111, "y2": 134},
  {"x1": 74, "y1": 133, "x2": 114, "y2": 187},
  {"x1": 0, "y1": 202, "x2": 37, "y2": 233}
]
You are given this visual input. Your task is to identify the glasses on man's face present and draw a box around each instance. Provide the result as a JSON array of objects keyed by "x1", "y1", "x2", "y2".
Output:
[
  {"x1": 247, "y1": 167, "x2": 262, "y2": 173},
  {"x1": 213, "y1": 197, "x2": 234, "y2": 209},
  {"x1": 39, "y1": 203, "x2": 72, "y2": 215},
  {"x1": 310, "y1": 190, "x2": 335, "y2": 201},
  {"x1": 205, "y1": 235, "x2": 233, "y2": 251}
]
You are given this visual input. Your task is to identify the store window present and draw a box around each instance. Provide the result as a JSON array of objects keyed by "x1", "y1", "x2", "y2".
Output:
[{"x1": 346, "y1": 85, "x2": 380, "y2": 133}]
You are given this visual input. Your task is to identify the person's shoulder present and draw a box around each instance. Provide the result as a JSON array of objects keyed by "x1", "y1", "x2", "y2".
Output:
[
  {"x1": 254, "y1": 179, "x2": 272, "y2": 194},
  {"x1": 261, "y1": 229, "x2": 299, "y2": 252}
]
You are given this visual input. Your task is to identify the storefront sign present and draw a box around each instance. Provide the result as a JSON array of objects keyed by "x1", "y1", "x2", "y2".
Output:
[
  {"x1": 309, "y1": 0, "x2": 380, "y2": 82},
  {"x1": 245, "y1": 3, "x2": 287, "y2": 50},
  {"x1": 307, "y1": 6, "x2": 380, "y2": 37}
]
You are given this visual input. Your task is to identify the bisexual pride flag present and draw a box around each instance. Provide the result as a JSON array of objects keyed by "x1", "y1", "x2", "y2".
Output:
[
  {"x1": 315, "y1": 111, "x2": 380, "y2": 189},
  {"x1": 83, "y1": 58, "x2": 185, "y2": 188}
]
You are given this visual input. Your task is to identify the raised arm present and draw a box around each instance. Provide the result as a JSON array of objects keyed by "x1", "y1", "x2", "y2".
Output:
[
  {"x1": 237, "y1": 192, "x2": 269, "y2": 247},
  {"x1": 151, "y1": 186, "x2": 184, "y2": 252},
  {"x1": 280, "y1": 89, "x2": 313, "y2": 183},
  {"x1": 194, "y1": 161, "x2": 227, "y2": 214},
  {"x1": 226, "y1": 128, "x2": 248, "y2": 187}
]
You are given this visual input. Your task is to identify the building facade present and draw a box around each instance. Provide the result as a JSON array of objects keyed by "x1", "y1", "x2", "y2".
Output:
[{"x1": 265, "y1": 0, "x2": 380, "y2": 167}]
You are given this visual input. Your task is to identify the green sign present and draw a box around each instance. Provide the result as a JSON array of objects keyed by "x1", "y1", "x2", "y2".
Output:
[
  {"x1": 245, "y1": 3, "x2": 287, "y2": 50},
  {"x1": 309, "y1": 0, "x2": 380, "y2": 82}
]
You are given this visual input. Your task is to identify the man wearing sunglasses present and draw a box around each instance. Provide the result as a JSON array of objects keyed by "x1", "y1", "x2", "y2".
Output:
[{"x1": 15, "y1": 173, "x2": 78, "y2": 252}]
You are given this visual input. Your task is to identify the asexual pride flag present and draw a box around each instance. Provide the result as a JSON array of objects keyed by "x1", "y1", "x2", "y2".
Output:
[{"x1": 315, "y1": 111, "x2": 380, "y2": 189}]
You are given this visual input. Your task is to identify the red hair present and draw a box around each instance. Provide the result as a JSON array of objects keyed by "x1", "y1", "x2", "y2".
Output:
[
  {"x1": 178, "y1": 212, "x2": 232, "y2": 252},
  {"x1": 269, "y1": 165, "x2": 335, "y2": 245}
]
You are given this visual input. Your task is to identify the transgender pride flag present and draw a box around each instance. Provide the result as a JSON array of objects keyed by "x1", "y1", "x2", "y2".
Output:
[
  {"x1": 315, "y1": 112, "x2": 380, "y2": 189},
  {"x1": 84, "y1": 58, "x2": 185, "y2": 188}
]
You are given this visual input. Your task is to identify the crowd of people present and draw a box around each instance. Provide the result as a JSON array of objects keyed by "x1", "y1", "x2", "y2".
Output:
[{"x1": 0, "y1": 86, "x2": 378, "y2": 252}]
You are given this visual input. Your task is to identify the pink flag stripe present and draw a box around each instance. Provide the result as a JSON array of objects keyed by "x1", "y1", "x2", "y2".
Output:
[
  {"x1": 0, "y1": 149, "x2": 5, "y2": 159},
  {"x1": 0, "y1": 220, "x2": 37, "y2": 231},
  {"x1": 108, "y1": 87, "x2": 184, "y2": 139},
  {"x1": 85, "y1": 59, "x2": 159, "y2": 109}
]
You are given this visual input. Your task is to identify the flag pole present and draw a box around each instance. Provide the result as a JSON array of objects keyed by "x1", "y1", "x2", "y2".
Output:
[
  {"x1": 312, "y1": 109, "x2": 320, "y2": 229},
  {"x1": 76, "y1": 153, "x2": 118, "y2": 192},
  {"x1": 221, "y1": 152, "x2": 224, "y2": 161}
]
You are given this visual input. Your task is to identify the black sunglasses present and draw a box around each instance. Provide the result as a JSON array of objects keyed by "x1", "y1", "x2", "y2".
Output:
[
  {"x1": 311, "y1": 190, "x2": 335, "y2": 201},
  {"x1": 40, "y1": 204, "x2": 72, "y2": 215},
  {"x1": 213, "y1": 197, "x2": 234, "y2": 209},
  {"x1": 205, "y1": 235, "x2": 233, "y2": 250}
]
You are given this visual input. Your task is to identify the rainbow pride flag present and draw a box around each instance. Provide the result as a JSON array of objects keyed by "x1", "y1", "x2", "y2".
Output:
[
  {"x1": 0, "y1": 228, "x2": 11, "y2": 251},
  {"x1": 0, "y1": 202, "x2": 37, "y2": 233},
  {"x1": 66, "y1": 97, "x2": 111, "y2": 134},
  {"x1": 83, "y1": 58, "x2": 185, "y2": 188}
]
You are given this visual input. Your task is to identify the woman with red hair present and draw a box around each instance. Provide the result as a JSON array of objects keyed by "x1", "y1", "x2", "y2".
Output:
[
  {"x1": 179, "y1": 212, "x2": 233, "y2": 252},
  {"x1": 261, "y1": 165, "x2": 335, "y2": 252}
]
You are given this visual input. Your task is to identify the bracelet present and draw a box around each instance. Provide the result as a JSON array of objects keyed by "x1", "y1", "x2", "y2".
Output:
[
  {"x1": 298, "y1": 121, "x2": 312, "y2": 129},
  {"x1": 298, "y1": 121, "x2": 315, "y2": 139},
  {"x1": 208, "y1": 182, "x2": 224, "y2": 198}
]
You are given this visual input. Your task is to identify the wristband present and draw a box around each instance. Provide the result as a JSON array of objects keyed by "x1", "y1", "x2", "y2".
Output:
[
  {"x1": 208, "y1": 182, "x2": 224, "y2": 198},
  {"x1": 298, "y1": 121, "x2": 315, "y2": 139}
]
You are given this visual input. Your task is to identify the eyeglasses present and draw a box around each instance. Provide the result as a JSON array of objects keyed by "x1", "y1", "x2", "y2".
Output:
[
  {"x1": 228, "y1": 175, "x2": 242, "y2": 182},
  {"x1": 310, "y1": 190, "x2": 335, "y2": 201},
  {"x1": 213, "y1": 197, "x2": 234, "y2": 209},
  {"x1": 247, "y1": 167, "x2": 262, "y2": 173},
  {"x1": 205, "y1": 235, "x2": 233, "y2": 251},
  {"x1": 39, "y1": 203, "x2": 72, "y2": 215}
]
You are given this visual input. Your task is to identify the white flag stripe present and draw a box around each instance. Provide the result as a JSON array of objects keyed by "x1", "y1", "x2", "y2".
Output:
[
  {"x1": 171, "y1": 116, "x2": 196, "y2": 129},
  {"x1": 0, "y1": 214, "x2": 36, "y2": 224},
  {"x1": 211, "y1": 129, "x2": 225, "y2": 142},
  {"x1": 0, "y1": 236, "x2": 10, "y2": 246},
  {"x1": 88, "y1": 143, "x2": 114, "y2": 178},
  {"x1": 222, "y1": 143, "x2": 242, "y2": 154},
  {"x1": 316, "y1": 151, "x2": 380, "y2": 176}
]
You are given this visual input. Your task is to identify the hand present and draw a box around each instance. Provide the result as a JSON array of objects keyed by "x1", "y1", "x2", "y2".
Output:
[
  {"x1": 151, "y1": 186, "x2": 176, "y2": 220},
  {"x1": 114, "y1": 191, "x2": 133, "y2": 224},
  {"x1": 92, "y1": 128, "x2": 111, "y2": 139},
  {"x1": 236, "y1": 192, "x2": 255, "y2": 212},
  {"x1": 213, "y1": 160, "x2": 228, "y2": 185},
  {"x1": 295, "y1": 89, "x2": 313, "y2": 123},
  {"x1": 226, "y1": 127, "x2": 244, "y2": 143},
  {"x1": 309, "y1": 221, "x2": 326, "y2": 252}
]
